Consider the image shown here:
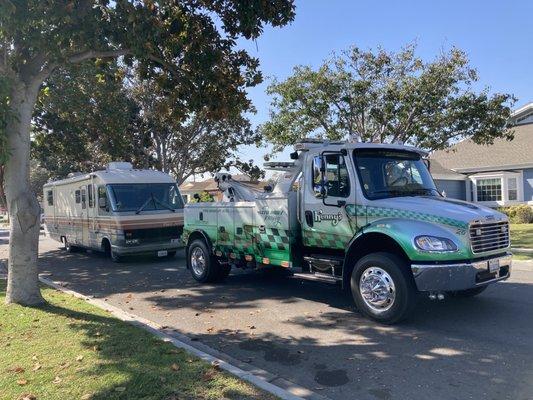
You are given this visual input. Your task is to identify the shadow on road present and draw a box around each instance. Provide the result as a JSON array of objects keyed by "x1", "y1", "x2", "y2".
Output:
[{"x1": 38, "y1": 246, "x2": 533, "y2": 400}]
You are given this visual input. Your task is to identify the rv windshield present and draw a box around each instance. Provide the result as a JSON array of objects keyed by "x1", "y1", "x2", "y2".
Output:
[
  {"x1": 107, "y1": 183, "x2": 184, "y2": 212},
  {"x1": 354, "y1": 149, "x2": 439, "y2": 200}
]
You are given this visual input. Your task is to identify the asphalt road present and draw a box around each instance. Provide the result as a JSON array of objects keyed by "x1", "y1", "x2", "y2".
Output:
[{"x1": 2, "y1": 233, "x2": 533, "y2": 400}]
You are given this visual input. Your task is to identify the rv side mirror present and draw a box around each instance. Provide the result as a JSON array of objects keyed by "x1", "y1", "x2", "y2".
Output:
[{"x1": 98, "y1": 197, "x2": 107, "y2": 209}]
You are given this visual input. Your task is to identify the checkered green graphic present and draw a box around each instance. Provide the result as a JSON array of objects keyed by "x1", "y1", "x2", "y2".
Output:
[
  {"x1": 302, "y1": 230, "x2": 351, "y2": 249},
  {"x1": 345, "y1": 205, "x2": 468, "y2": 229},
  {"x1": 253, "y1": 226, "x2": 293, "y2": 252}
]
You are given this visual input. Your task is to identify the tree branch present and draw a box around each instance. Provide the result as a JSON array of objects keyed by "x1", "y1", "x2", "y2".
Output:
[{"x1": 68, "y1": 49, "x2": 131, "y2": 64}]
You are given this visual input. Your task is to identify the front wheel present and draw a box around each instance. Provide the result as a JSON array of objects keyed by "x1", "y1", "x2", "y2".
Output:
[
  {"x1": 188, "y1": 239, "x2": 224, "y2": 283},
  {"x1": 350, "y1": 252, "x2": 417, "y2": 324}
]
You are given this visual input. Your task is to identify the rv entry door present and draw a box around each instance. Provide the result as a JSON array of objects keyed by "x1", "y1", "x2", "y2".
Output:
[{"x1": 80, "y1": 186, "x2": 89, "y2": 246}]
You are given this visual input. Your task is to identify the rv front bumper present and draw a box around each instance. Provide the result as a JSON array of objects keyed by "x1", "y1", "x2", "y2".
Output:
[
  {"x1": 411, "y1": 253, "x2": 512, "y2": 292},
  {"x1": 111, "y1": 241, "x2": 184, "y2": 256}
]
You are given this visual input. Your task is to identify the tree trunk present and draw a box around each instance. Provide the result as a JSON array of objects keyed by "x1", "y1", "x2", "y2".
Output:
[
  {"x1": 0, "y1": 165, "x2": 6, "y2": 210},
  {"x1": 5, "y1": 80, "x2": 44, "y2": 305}
]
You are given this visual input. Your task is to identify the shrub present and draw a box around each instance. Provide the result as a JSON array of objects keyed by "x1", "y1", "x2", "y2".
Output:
[{"x1": 498, "y1": 205, "x2": 533, "y2": 224}]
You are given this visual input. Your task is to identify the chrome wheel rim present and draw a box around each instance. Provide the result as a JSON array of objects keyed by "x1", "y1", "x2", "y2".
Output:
[
  {"x1": 359, "y1": 267, "x2": 396, "y2": 312},
  {"x1": 191, "y1": 247, "x2": 206, "y2": 277}
]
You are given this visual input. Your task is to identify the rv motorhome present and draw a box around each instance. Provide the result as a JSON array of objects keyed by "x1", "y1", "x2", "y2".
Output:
[{"x1": 43, "y1": 162, "x2": 184, "y2": 261}]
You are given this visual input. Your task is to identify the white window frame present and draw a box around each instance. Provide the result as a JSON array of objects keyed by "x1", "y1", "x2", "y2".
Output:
[{"x1": 470, "y1": 171, "x2": 523, "y2": 206}]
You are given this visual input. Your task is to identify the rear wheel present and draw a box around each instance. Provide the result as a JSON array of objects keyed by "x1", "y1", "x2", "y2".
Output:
[
  {"x1": 350, "y1": 252, "x2": 417, "y2": 324},
  {"x1": 188, "y1": 239, "x2": 225, "y2": 283}
]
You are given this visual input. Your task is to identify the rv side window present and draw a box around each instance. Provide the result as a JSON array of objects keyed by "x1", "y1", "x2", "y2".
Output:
[
  {"x1": 81, "y1": 189, "x2": 87, "y2": 209},
  {"x1": 98, "y1": 186, "x2": 109, "y2": 212},
  {"x1": 46, "y1": 190, "x2": 53, "y2": 206},
  {"x1": 75, "y1": 190, "x2": 81, "y2": 204},
  {"x1": 88, "y1": 185, "x2": 94, "y2": 208}
]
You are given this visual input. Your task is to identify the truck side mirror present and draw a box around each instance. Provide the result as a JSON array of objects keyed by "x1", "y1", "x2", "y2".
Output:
[{"x1": 98, "y1": 197, "x2": 107, "y2": 209}]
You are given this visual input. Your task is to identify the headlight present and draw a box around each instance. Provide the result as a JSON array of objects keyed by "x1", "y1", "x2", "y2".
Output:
[{"x1": 414, "y1": 236, "x2": 457, "y2": 252}]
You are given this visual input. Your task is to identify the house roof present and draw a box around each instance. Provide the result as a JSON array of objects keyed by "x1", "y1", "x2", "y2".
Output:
[
  {"x1": 431, "y1": 122, "x2": 533, "y2": 173},
  {"x1": 429, "y1": 159, "x2": 466, "y2": 180}
]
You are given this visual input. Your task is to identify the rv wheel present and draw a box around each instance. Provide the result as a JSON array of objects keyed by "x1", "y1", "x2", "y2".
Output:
[{"x1": 188, "y1": 239, "x2": 221, "y2": 283}]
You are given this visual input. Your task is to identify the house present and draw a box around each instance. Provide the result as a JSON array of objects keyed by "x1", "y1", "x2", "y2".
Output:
[
  {"x1": 431, "y1": 103, "x2": 533, "y2": 207},
  {"x1": 179, "y1": 174, "x2": 266, "y2": 203}
]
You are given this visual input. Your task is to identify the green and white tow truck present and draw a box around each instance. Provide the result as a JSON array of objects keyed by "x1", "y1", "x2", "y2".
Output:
[{"x1": 183, "y1": 140, "x2": 512, "y2": 324}]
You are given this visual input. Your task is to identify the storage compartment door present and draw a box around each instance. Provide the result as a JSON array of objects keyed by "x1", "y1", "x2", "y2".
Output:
[{"x1": 216, "y1": 205, "x2": 234, "y2": 257}]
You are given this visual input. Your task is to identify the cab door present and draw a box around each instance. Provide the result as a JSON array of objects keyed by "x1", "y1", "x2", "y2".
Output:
[{"x1": 301, "y1": 151, "x2": 357, "y2": 251}]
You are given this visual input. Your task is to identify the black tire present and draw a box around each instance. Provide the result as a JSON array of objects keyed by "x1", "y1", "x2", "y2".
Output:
[
  {"x1": 187, "y1": 239, "x2": 221, "y2": 283},
  {"x1": 350, "y1": 252, "x2": 417, "y2": 324},
  {"x1": 449, "y1": 285, "x2": 488, "y2": 298}
]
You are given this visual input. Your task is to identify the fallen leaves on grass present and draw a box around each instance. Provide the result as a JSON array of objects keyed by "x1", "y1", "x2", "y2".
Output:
[
  {"x1": 76, "y1": 355, "x2": 84, "y2": 362},
  {"x1": 52, "y1": 376, "x2": 62, "y2": 384},
  {"x1": 17, "y1": 379, "x2": 28, "y2": 386},
  {"x1": 202, "y1": 368, "x2": 219, "y2": 382},
  {"x1": 114, "y1": 386, "x2": 126, "y2": 392},
  {"x1": 32, "y1": 363, "x2": 41, "y2": 371},
  {"x1": 170, "y1": 363, "x2": 180, "y2": 371},
  {"x1": 8, "y1": 366, "x2": 25, "y2": 373}
]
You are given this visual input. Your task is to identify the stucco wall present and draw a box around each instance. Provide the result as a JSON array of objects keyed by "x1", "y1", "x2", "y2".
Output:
[{"x1": 434, "y1": 179, "x2": 466, "y2": 200}]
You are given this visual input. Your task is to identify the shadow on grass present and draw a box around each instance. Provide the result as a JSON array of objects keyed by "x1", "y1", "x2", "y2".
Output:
[{"x1": 0, "y1": 283, "x2": 269, "y2": 400}]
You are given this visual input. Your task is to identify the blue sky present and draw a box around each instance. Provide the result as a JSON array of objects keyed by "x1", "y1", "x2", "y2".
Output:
[{"x1": 229, "y1": 0, "x2": 533, "y2": 175}]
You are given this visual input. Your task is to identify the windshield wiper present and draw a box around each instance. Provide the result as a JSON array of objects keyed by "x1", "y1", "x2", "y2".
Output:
[
  {"x1": 153, "y1": 197, "x2": 176, "y2": 213},
  {"x1": 136, "y1": 193, "x2": 155, "y2": 214}
]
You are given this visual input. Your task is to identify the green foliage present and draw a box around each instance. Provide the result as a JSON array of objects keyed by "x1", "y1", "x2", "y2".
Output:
[
  {"x1": 130, "y1": 77, "x2": 261, "y2": 183},
  {"x1": 261, "y1": 44, "x2": 516, "y2": 153},
  {"x1": 498, "y1": 205, "x2": 533, "y2": 224},
  {"x1": 32, "y1": 61, "x2": 148, "y2": 179},
  {"x1": 190, "y1": 190, "x2": 215, "y2": 203}
]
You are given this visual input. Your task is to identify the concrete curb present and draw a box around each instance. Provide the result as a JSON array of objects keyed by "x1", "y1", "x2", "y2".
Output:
[{"x1": 37, "y1": 276, "x2": 330, "y2": 400}]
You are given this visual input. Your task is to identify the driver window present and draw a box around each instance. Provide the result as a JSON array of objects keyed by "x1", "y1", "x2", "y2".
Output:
[{"x1": 312, "y1": 155, "x2": 350, "y2": 198}]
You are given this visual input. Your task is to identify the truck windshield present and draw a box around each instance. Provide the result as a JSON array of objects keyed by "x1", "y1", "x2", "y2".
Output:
[
  {"x1": 354, "y1": 149, "x2": 439, "y2": 200},
  {"x1": 107, "y1": 183, "x2": 184, "y2": 212}
]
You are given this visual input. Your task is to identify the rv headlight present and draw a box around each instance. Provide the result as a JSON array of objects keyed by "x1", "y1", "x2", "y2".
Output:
[{"x1": 414, "y1": 236, "x2": 457, "y2": 252}]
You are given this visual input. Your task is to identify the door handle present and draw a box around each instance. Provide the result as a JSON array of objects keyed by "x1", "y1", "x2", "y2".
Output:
[{"x1": 305, "y1": 211, "x2": 313, "y2": 227}]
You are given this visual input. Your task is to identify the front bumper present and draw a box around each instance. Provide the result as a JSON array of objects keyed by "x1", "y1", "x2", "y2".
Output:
[
  {"x1": 112, "y1": 241, "x2": 183, "y2": 256},
  {"x1": 411, "y1": 253, "x2": 512, "y2": 292}
]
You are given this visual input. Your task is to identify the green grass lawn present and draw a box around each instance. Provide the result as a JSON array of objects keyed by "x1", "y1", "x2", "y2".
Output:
[
  {"x1": 0, "y1": 281, "x2": 274, "y2": 400},
  {"x1": 510, "y1": 224, "x2": 533, "y2": 261}
]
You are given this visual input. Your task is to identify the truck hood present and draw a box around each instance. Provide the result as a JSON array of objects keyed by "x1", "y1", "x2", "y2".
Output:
[{"x1": 368, "y1": 196, "x2": 507, "y2": 227}]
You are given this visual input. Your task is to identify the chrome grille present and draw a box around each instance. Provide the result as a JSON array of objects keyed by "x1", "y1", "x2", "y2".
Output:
[{"x1": 469, "y1": 221, "x2": 510, "y2": 254}]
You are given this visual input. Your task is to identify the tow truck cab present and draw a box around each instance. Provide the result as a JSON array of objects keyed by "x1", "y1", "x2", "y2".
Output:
[{"x1": 184, "y1": 140, "x2": 511, "y2": 324}]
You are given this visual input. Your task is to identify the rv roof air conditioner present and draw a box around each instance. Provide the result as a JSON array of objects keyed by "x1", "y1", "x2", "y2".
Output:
[{"x1": 107, "y1": 162, "x2": 133, "y2": 171}]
